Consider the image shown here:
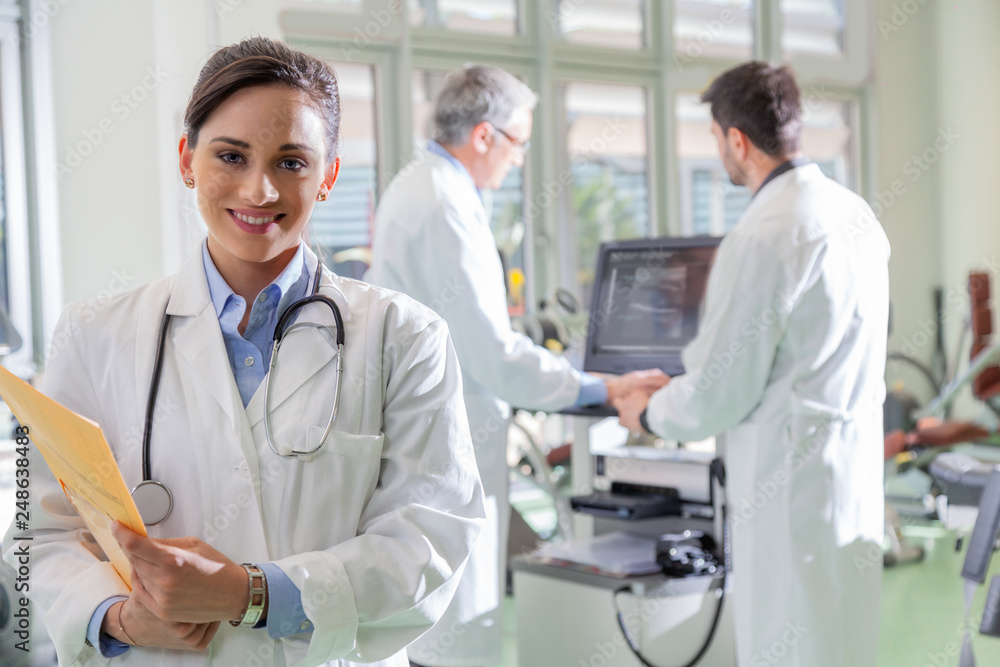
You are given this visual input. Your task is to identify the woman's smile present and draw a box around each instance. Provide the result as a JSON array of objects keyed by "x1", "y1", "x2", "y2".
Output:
[{"x1": 227, "y1": 208, "x2": 286, "y2": 234}]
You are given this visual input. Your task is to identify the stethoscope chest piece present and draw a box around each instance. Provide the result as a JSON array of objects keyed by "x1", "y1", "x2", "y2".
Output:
[{"x1": 131, "y1": 479, "x2": 173, "y2": 526}]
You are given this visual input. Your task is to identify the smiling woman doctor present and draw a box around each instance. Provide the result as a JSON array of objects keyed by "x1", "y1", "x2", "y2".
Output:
[{"x1": 2, "y1": 38, "x2": 485, "y2": 666}]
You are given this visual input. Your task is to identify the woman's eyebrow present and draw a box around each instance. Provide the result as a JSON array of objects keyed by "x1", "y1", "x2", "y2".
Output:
[
  {"x1": 209, "y1": 136, "x2": 250, "y2": 148},
  {"x1": 279, "y1": 143, "x2": 314, "y2": 153},
  {"x1": 207, "y1": 137, "x2": 314, "y2": 154}
]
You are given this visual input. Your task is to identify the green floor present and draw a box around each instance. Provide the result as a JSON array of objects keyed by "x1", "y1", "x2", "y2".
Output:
[
  {"x1": 505, "y1": 492, "x2": 1000, "y2": 666},
  {"x1": 879, "y1": 525, "x2": 1000, "y2": 665}
]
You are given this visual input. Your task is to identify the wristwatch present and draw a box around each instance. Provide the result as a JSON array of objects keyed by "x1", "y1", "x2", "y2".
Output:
[
  {"x1": 230, "y1": 564, "x2": 267, "y2": 628},
  {"x1": 639, "y1": 408, "x2": 652, "y2": 434}
]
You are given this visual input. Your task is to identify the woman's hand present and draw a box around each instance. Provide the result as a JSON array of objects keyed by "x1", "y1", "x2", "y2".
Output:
[
  {"x1": 101, "y1": 598, "x2": 220, "y2": 651},
  {"x1": 112, "y1": 522, "x2": 251, "y2": 624}
]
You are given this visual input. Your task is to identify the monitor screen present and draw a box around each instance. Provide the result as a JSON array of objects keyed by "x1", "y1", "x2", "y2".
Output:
[{"x1": 584, "y1": 236, "x2": 721, "y2": 376}]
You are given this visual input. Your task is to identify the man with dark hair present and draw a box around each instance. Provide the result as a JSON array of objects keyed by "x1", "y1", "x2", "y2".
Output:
[
  {"x1": 616, "y1": 62, "x2": 889, "y2": 666},
  {"x1": 701, "y1": 61, "x2": 803, "y2": 157}
]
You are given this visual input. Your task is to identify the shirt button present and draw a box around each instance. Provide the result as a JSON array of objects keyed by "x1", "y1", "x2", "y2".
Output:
[
  {"x1": 300, "y1": 620, "x2": 312, "y2": 631},
  {"x1": 239, "y1": 461, "x2": 250, "y2": 477},
  {"x1": 244, "y1": 356, "x2": 255, "y2": 367},
  {"x1": 257, "y1": 293, "x2": 267, "y2": 303}
]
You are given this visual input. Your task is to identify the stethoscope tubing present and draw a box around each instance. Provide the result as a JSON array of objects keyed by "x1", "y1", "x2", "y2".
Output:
[
  {"x1": 135, "y1": 265, "x2": 344, "y2": 524},
  {"x1": 142, "y1": 307, "x2": 172, "y2": 482},
  {"x1": 264, "y1": 269, "x2": 344, "y2": 456}
]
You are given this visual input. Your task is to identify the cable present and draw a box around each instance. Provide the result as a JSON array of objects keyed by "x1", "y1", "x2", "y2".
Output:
[
  {"x1": 611, "y1": 464, "x2": 729, "y2": 667},
  {"x1": 886, "y1": 352, "x2": 943, "y2": 397}
]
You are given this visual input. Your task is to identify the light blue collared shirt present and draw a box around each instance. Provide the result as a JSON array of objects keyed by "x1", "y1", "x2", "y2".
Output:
[
  {"x1": 202, "y1": 242, "x2": 313, "y2": 407},
  {"x1": 426, "y1": 141, "x2": 606, "y2": 407}
]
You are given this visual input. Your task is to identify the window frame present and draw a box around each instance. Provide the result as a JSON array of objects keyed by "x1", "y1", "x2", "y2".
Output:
[
  {"x1": 280, "y1": 0, "x2": 875, "y2": 312},
  {"x1": 0, "y1": 0, "x2": 59, "y2": 373}
]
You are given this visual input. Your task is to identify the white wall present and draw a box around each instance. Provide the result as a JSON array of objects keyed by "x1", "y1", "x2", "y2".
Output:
[
  {"x1": 49, "y1": 0, "x2": 213, "y2": 307},
  {"x1": 934, "y1": 0, "x2": 1000, "y2": 419},
  {"x1": 873, "y1": 0, "x2": 1000, "y2": 418},
  {"x1": 873, "y1": 0, "x2": 944, "y2": 406}
]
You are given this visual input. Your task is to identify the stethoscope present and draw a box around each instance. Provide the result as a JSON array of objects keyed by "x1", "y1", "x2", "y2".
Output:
[{"x1": 131, "y1": 267, "x2": 345, "y2": 525}]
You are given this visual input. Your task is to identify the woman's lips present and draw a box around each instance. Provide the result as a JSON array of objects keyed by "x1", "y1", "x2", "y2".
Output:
[{"x1": 228, "y1": 209, "x2": 284, "y2": 234}]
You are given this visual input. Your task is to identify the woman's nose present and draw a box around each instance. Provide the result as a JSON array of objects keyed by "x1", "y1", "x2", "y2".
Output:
[{"x1": 241, "y1": 168, "x2": 279, "y2": 205}]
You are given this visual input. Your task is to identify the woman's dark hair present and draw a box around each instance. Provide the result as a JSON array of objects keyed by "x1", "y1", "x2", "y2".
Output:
[
  {"x1": 184, "y1": 36, "x2": 341, "y2": 160},
  {"x1": 700, "y1": 61, "x2": 802, "y2": 156}
]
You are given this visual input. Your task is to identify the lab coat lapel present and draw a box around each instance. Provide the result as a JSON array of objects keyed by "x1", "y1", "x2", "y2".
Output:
[
  {"x1": 165, "y1": 251, "x2": 245, "y2": 436},
  {"x1": 245, "y1": 266, "x2": 352, "y2": 429}
]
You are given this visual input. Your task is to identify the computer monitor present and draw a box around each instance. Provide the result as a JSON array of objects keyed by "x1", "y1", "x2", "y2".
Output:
[{"x1": 583, "y1": 236, "x2": 721, "y2": 377}]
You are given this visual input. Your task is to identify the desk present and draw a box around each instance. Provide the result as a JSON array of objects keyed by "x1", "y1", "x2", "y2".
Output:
[{"x1": 512, "y1": 556, "x2": 735, "y2": 667}]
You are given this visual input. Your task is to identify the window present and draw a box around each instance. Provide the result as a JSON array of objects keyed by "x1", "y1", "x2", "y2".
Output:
[
  {"x1": 295, "y1": 0, "x2": 362, "y2": 6},
  {"x1": 0, "y1": 144, "x2": 7, "y2": 316},
  {"x1": 409, "y1": 0, "x2": 519, "y2": 35},
  {"x1": 781, "y1": 0, "x2": 844, "y2": 58},
  {"x1": 410, "y1": 69, "x2": 442, "y2": 149},
  {"x1": 284, "y1": 0, "x2": 872, "y2": 315},
  {"x1": 674, "y1": 0, "x2": 753, "y2": 63},
  {"x1": 0, "y1": 3, "x2": 36, "y2": 369},
  {"x1": 676, "y1": 93, "x2": 750, "y2": 236},
  {"x1": 312, "y1": 62, "x2": 378, "y2": 280},
  {"x1": 562, "y1": 81, "x2": 650, "y2": 295},
  {"x1": 553, "y1": 0, "x2": 646, "y2": 50},
  {"x1": 802, "y1": 97, "x2": 856, "y2": 190}
]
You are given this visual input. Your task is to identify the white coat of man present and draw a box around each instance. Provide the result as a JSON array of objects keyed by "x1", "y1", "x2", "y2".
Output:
[
  {"x1": 366, "y1": 65, "x2": 665, "y2": 667},
  {"x1": 615, "y1": 62, "x2": 889, "y2": 667}
]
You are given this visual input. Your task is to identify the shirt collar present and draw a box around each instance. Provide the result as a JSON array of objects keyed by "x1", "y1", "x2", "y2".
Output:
[
  {"x1": 427, "y1": 139, "x2": 480, "y2": 196},
  {"x1": 201, "y1": 240, "x2": 308, "y2": 318},
  {"x1": 754, "y1": 156, "x2": 812, "y2": 198}
]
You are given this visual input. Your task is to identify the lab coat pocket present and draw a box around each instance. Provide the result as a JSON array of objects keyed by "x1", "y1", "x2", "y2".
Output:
[
  {"x1": 786, "y1": 403, "x2": 844, "y2": 474},
  {"x1": 291, "y1": 429, "x2": 385, "y2": 551}
]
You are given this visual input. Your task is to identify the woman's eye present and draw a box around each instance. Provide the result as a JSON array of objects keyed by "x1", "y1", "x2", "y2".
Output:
[
  {"x1": 280, "y1": 158, "x2": 305, "y2": 171},
  {"x1": 219, "y1": 153, "x2": 243, "y2": 165}
]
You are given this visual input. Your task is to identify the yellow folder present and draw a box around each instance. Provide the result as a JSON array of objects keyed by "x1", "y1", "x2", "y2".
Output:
[{"x1": 0, "y1": 364, "x2": 145, "y2": 588}]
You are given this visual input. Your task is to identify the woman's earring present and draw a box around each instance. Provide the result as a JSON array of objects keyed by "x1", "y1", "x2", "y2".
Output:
[
  {"x1": 185, "y1": 177, "x2": 195, "y2": 189},
  {"x1": 316, "y1": 190, "x2": 327, "y2": 202}
]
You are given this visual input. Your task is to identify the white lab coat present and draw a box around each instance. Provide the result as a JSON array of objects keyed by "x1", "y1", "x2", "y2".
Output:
[
  {"x1": 645, "y1": 164, "x2": 888, "y2": 666},
  {"x1": 366, "y1": 149, "x2": 582, "y2": 666},
  {"x1": 2, "y1": 245, "x2": 485, "y2": 667}
]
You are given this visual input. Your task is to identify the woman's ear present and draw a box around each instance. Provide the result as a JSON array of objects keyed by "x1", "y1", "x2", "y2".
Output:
[
  {"x1": 322, "y1": 156, "x2": 341, "y2": 192},
  {"x1": 178, "y1": 134, "x2": 194, "y2": 181}
]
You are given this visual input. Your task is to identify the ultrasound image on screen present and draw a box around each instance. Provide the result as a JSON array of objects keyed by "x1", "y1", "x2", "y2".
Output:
[{"x1": 591, "y1": 247, "x2": 715, "y2": 357}]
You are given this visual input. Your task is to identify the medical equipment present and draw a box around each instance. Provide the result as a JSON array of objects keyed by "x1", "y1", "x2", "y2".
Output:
[
  {"x1": 512, "y1": 436, "x2": 733, "y2": 667},
  {"x1": 131, "y1": 267, "x2": 345, "y2": 525},
  {"x1": 583, "y1": 236, "x2": 720, "y2": 377}
]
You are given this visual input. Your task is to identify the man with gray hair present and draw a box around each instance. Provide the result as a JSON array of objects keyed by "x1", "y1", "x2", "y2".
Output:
[{"x1": 368, "y1": 65, "x2": 665, "y2": 666}]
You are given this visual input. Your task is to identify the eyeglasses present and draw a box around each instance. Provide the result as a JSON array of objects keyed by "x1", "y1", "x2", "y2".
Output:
[{"x1": 493, "y1": 126, "x2": 531, "y2": 154}]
